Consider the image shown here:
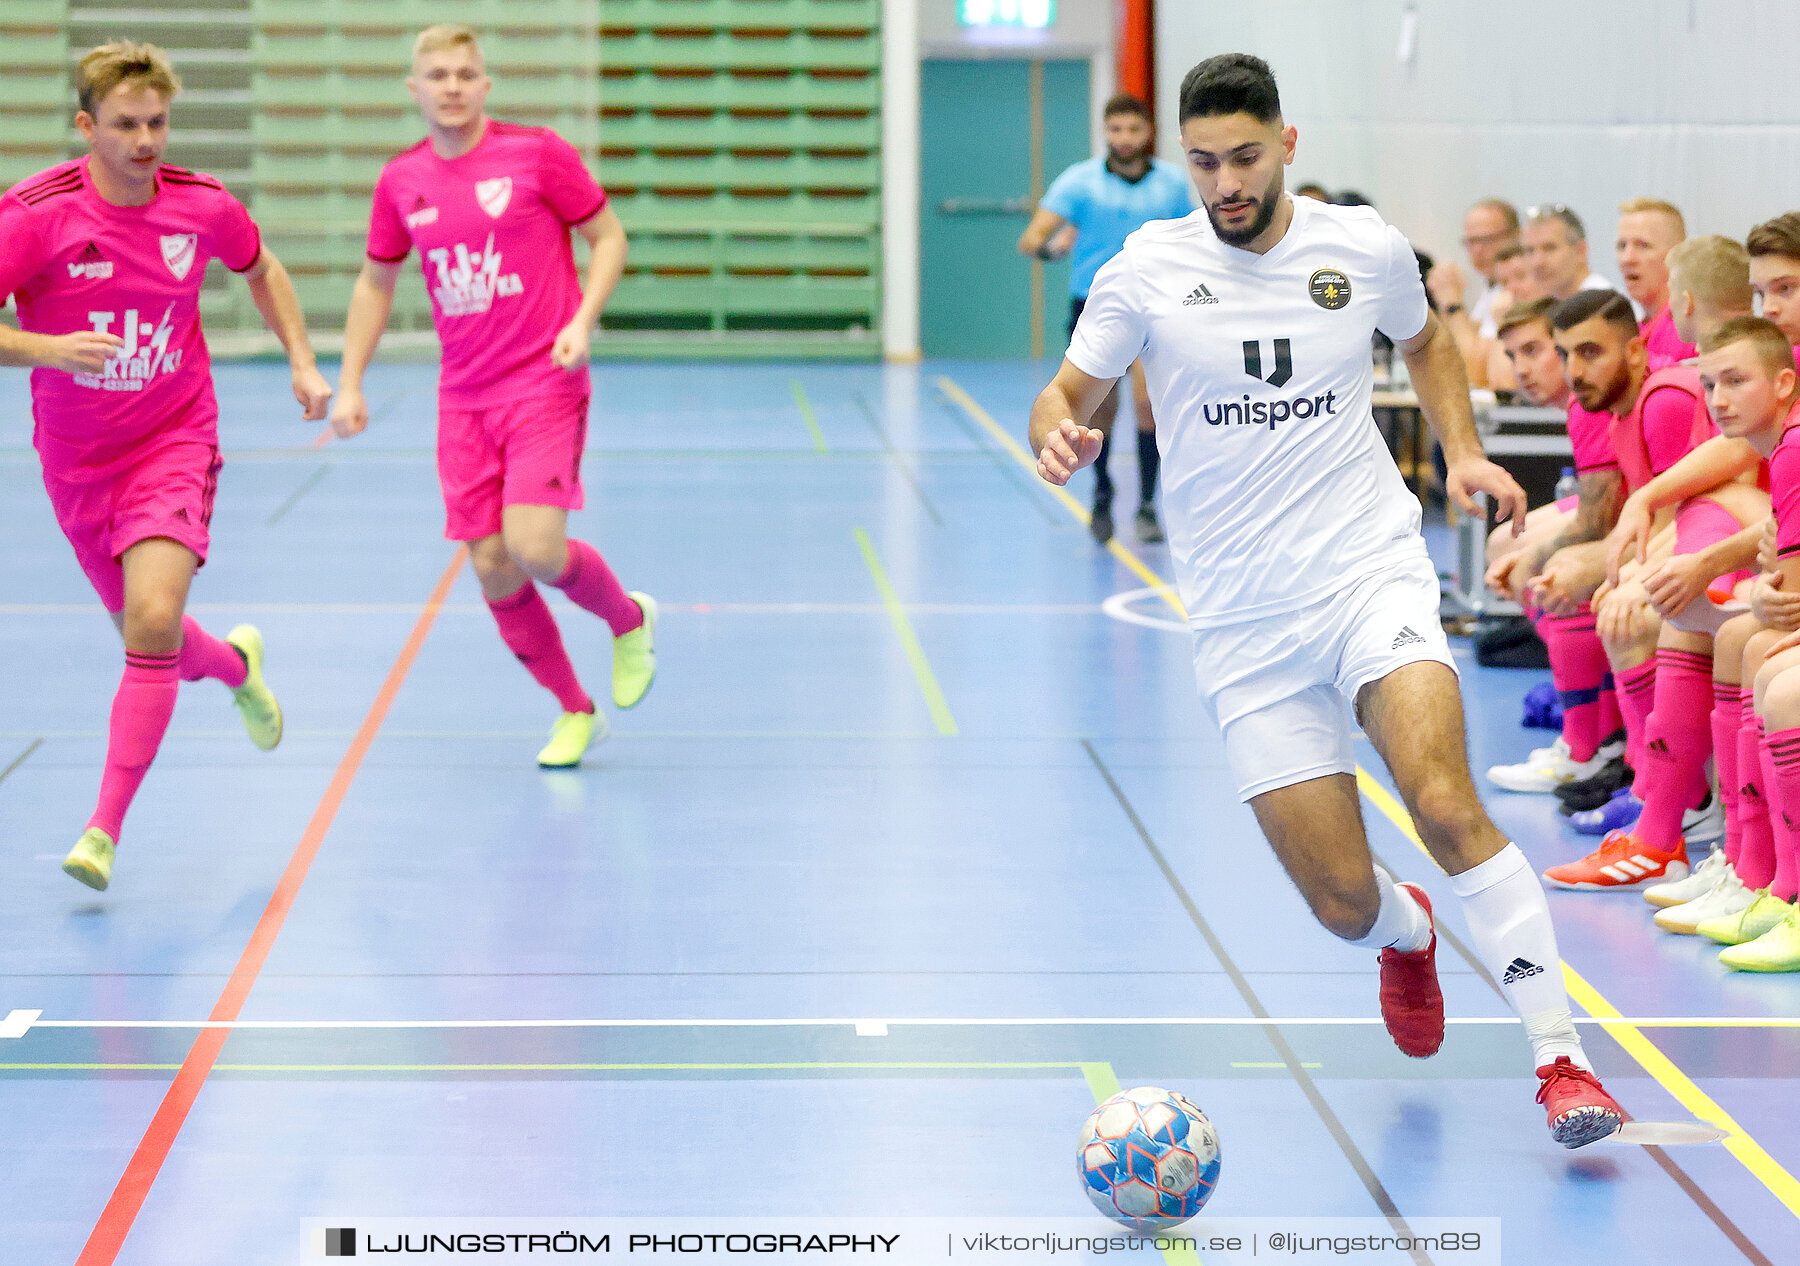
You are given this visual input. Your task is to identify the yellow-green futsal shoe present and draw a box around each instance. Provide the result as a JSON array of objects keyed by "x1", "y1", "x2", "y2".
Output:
[
  {"x1": 1695, "y1": 889, "x2": 1791, "y2": 946},
  {"x1": 1719, "y1": 904, "x2": 1800, "y2": 972},
  {"x1": 537, "y1": 710, "x2": 608, "y2": 768},
  {"x1": 612, "y1": 592, "x2": 658, "y2": 709},
  {"x1": 62, "y1": 827, "x2": 115, "y2": 891},
  {"x1": 225, "y1": 624, "x2": 283, "y2": 751}
]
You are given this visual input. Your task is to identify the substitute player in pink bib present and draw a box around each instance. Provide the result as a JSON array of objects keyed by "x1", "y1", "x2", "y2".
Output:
[
  {"x1": 330, "y1": 23, "x2": 650, "y2": 768},
  {"x1": 0, "y1": 42, "x2": 332, "y2": 891}
]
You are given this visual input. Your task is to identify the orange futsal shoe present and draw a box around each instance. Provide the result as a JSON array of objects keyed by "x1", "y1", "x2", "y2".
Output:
[
  {"x1": 1378, "y1": 882, "x2": 1444, "y2": 1058},
  {"x1": 1542, "y1": 831, "x2": 1688, "y2": 891}
]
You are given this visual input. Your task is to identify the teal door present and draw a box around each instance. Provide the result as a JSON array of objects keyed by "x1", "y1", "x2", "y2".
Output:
[{"x1": 920, "y1": 58, "x2": 1091, "y2": 359}]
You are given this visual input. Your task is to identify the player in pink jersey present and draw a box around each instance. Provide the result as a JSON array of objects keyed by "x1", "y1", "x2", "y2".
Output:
[
  {"x1": 1615, "y1": 198, "x2": 1694, "y2": 372},
  {"x1": 1686, "y1": 320, "x2": 1800, "y2": 969},
  {"x1": 328, "y1": 24, "x2": 650, "y2": 769},
  {"x1": 0, "y1": 43, "x2": 331, "y2": 891}
]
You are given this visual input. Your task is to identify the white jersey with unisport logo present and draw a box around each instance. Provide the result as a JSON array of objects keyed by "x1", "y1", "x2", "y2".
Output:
[{"x1": 1068, "y1": 195, "x2": 1430, "y2": 628}]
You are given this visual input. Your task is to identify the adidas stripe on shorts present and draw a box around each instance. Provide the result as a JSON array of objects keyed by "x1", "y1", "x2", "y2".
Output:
[{"x1": 1190, "y1": 549, "x2": 1457, "y2": 802}]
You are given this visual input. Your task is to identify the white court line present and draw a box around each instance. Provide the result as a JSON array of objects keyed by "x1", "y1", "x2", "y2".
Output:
[
  {"x1": 0, "y1": 602, "x2": 1103, "y2": 617},
  {"x1": 1101, "y1": 587, "x2": 1188, "y2": 634},
  {"x1": 5, "y1": 1009, "x2": 1796, "y2": 1036}
]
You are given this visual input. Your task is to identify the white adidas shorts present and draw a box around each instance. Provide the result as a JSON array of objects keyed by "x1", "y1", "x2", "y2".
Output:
[{"x1": 1191, "y1": 550, "x2": 1457, "y2": 802}]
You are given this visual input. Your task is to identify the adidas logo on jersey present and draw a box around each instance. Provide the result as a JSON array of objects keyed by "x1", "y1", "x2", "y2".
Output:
[
  {"x1": 1501, "y1": 957, "x2": 1544, "y2": 984},
  {"x1": 1392, "y1": 626, "x2": 1426, "y2": 650},
  {"x1": 406, "y1": 195, "x2": 440, "y2": 229},
  {"x1": 1182, "y1": 283, "x2": 1219, "y2": 306},
  {"x1": 67, "y1": 241, "x2": 113, "y2": 280}
]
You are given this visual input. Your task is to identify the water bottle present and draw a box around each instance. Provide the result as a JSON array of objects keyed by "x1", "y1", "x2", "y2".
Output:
[{"x1": 1555, "y1": 466, "x2": 1579, "y2": 503}]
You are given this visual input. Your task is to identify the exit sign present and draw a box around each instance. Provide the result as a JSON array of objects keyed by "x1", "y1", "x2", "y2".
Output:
[{"x1": 959, "y1": 0, "x2": 1056, "y2": 29}]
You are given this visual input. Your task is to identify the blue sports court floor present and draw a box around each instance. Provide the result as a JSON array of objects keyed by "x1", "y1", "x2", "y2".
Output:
[{"x1": 1, "y1": 359, "x2": 1797, "y2": 1263}]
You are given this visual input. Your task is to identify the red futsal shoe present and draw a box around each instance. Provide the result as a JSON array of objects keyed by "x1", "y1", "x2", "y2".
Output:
[
  {"x1": 1378, "y1": 882, "x2": 1445, "y2": 1058},
  {"x1": 1536, "y1": 1056, "x2": 1624, "y2": 1148}
]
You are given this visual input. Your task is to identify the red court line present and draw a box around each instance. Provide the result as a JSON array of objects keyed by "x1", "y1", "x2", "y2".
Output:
[{"x1": 75, "y1": 546, "x2": 468, "y2": 1266}]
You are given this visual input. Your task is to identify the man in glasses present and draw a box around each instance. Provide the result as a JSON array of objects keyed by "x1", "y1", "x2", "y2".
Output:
[
  {"x1": 1523, "y1": 205, "x2": 1616, "y2": 303},
  {"x1": 1428, "y1": 198, "x2": 1519, "y2": 388}
]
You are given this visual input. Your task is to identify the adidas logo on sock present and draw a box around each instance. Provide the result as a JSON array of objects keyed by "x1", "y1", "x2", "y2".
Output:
[
  {"x1": 1502, "y1": 957, "x2": 1544, "y2": 984},
  {"x1": 1392, "y1": 625, "x2": 1426, "y2": 650},
  {"x1": 1647, "y1": 738, "x2": 1670, "y2": 754},
  {"x1": 1742, "y1": 783, "x2": 1761, "y2": 802},
  {"x1": 1182, "y1": 283, "x2": 1219, "y2": 306}
]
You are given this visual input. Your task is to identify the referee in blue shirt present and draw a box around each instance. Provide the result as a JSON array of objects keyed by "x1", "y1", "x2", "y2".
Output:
[{"x1": 1018, "y1": 93, "x2": 1195, "y2": 544}]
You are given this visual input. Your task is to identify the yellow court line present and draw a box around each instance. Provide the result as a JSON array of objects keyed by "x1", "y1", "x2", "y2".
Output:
[
  {"x1": 790, "y1": 378, "x2": 828, "y2": 453},
  {"x1": 925, "y1": 380, "x2": 1800, "y2": 1220},
  {"x1": 853, "y1": 528, "x2": 959, "y2": 736},
  {"x1": 1358, "y1": 770, "x2": 1800, "y2": 1220},
  {"x1": 935, "y1": 376, "x2": 1188, "y2": 619}
]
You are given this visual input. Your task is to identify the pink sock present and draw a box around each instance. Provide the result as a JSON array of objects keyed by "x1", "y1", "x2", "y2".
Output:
[
  {"x1": 1541, "y1": 611, "x2": 1608, "y2": 762},
  {"x1": 1599, "y1": 675, "x2": 1623, "y2": 742},
  {"x1": 487, "y1": 583, "x2": 594, "y2": 714},
  {"x1": 1633, "y1": 648, "x2": 1716, "y2": 850},
  {"x1": 1711, "y1": 682, "x2": 1743, "y2": 868},
  {"x1": 178, "y1": 616, "x2": 247, "y2": 688},
  {"x1": 549, "y1": 539, "x2": 643, "y2": 636},
  {"x1": 1761, "y1": 728, "x2": 1800, "y2": 900},
  {"x1": 1616, "y1": 659, "x2": 1658, "y2": 783},
  {"x1": 1738, "y1": 707, "x2": 1778, "y2": 889},
  {"x1": 87, "y1": 651, "x2": 181, "y2": 841}
]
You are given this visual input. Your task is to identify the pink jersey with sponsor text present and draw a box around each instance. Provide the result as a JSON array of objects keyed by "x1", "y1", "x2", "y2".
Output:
[
  {"x1": 367, "y1": 120, "x2": 606, "y2": 410},
  {"x1": 1643, "y1": 305, "x2": 1696, "y2": 372},
  {"x1": 0, "y1": 158, "x2": 261, "y2": 482},
  {"x1": 1773, "y1": 419, "x2": 1800, "y2": 560}
]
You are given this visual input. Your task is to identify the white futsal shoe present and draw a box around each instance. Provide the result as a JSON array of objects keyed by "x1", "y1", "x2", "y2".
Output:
[
  {"x1": 1644, "y1": 847, "x2": 1729, "y2": 909},
  {"x1": 1654, "y1": 860, "x2": 1753, "y2": 935},
  {"x1": 1487, "y1": 735, "x2": 1623, "y2": 794}
]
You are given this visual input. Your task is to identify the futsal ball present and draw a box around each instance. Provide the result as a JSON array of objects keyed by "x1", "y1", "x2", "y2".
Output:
[{"x1": 1077, "y1": 1086, "x2": 1221, "y2": 1229}]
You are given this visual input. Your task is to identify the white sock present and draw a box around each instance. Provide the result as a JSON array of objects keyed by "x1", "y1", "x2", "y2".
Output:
[
  {"x1": 1348, "y1": 866, "x2": 1432, "y2": 952},
  {"x1": 1449, "y1": 843, "x2": 1587, "y2": 1070}
]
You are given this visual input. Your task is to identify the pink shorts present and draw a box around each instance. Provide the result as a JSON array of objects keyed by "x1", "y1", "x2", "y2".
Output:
[
  {"x1": 437, "y1": 391, "x2": 589, "y2": 541},
  {"x1": 42, "y1": 437, "x2": 220, "y2": 614},
  {"x1": 1675, "y1": 496, "x2": 1758, "y2": 594}
]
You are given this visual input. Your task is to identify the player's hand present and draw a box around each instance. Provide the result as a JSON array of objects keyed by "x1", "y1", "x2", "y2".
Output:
[
  {"x1": 1445, "y1": 456, "x2": 1527, "y2": 535},
  {"x1": 1596, "y1": 578, "x2": 1653, "y2": 643},
  {"x1": 1758, "y1": 516, "x2": 1778, "y2": 573},
  {"x1": 329, "y1": 384, "x2": 369, "y2": 439},
  {"x1": 1641, "y1": 552, "x2": 1715, "y2": 620},
  {"x1": 1751, "y1": 574, "x2": 1800, "y2": 632},
  {"x1": 1425, "y1": 260, "x2": 1467, "y2": 313},
  {"x1": 292, "y1": 362, "x2": 332, "y2": 422},
  {"x1": 1036, "y1": 419, "x2": 1103, "y2": 486},
  {"x1": 551, "y1": 318, "x2": 592, "y2": 370},
  {"x1": 1485, "y1": 551, "x2": 1533, "y2": 604},
  {"x1": 1527, "y1": 554, "x2": 1589, "y2": 617},
  {"x1": 1766, "y1": 627, "x2": 1800, "y2": 658},
  {"x1": 1606, "y1": 493, "x2": 1654, "y2": 584},
  {"x1": 40, "y1": 330, "x2": 124, "y2": 374}
]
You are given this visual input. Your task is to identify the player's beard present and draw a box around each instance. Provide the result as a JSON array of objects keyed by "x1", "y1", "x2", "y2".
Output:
[
  {"x1": 1108, "y1": 140, "x2": 1150, "y2": 166},
  {"x1": 1207, "y1": 171, "x2": 1284, "y2": 247},
  {"x1": 1572, "y1": 362, "x2": 1631, "y2": 413}
]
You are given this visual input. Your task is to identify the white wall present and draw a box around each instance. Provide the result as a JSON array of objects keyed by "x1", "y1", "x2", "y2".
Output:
[
  {"x1": 920, "y1": 0, "x2": 1114, "y2": 59},
  {"x1": 1155, "y1": 1, "x2": 1800, "y2": 276}
]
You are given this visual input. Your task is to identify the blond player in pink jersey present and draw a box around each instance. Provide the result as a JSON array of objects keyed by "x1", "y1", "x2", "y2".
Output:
[
  {"x1": 0, "y1": 43, "x2": 332, "y2": 891},
  {"x1": 329, "y1": 24, "x2": 650, "y2": 768}
]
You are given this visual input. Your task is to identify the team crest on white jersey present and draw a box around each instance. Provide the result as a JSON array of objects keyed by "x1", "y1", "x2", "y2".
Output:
[
  {"x1": 159, "y1": 233, "x2": 198, "y2": 280},
  {"x1": 475, "y1": 177, "x2": 513, "y2": 218}
]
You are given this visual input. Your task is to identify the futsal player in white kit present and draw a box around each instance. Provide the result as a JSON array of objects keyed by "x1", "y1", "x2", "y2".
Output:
[{"x1": 1030, "y1": 54, "x2": 1625, "y2": 1147}]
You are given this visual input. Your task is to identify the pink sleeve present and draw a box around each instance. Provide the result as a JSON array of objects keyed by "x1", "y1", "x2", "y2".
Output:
[
  {"x1": 1776, "y1": 445, "x2": 1800, "y2": 558},
  {"x1": 210, "y1": 190, "x2": 263, "y2": 273},
  {"x1": 538, "y1": 131, "x2": 606, "y2": 225},
  {"x1": 1641, "y1": 383, "x2": 1708, "y2": 476},
  {"x1": 0, "y1": 197, "x2": 45, "y2": 302},
  {"x1": 1566, "y1": 405, "x2": 1619, "y2": 475},
  {"x1": 366, "y1": 168, "x2": 412, "y2": 263}
]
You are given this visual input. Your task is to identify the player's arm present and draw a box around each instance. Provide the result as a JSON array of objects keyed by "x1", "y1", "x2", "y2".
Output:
[
  {"x1": 1400, "y1": 309, "x2": 1528, "y2": 530},
  {"x1": 551, "y1": 205, "x2": 628, "y2": 371},
  {"x1": 330, "y1": 258, "x2": 403, "y2": 439},
  {"x1": 0, "y1": 321, "x2": 122, "y2": 373},
  {"x1": 1605, "y1": 434, "x2": 1761, "y2": 580},
  {"x1": 239, "y1": 247, "x2": 331, "y2": 421},
  {"x1": 1017, "y1": 207, "x2": 1069, "y2": 260},
  {"x1": 1029, "y1": 359, "x2": 1117, "y2": 485}
]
